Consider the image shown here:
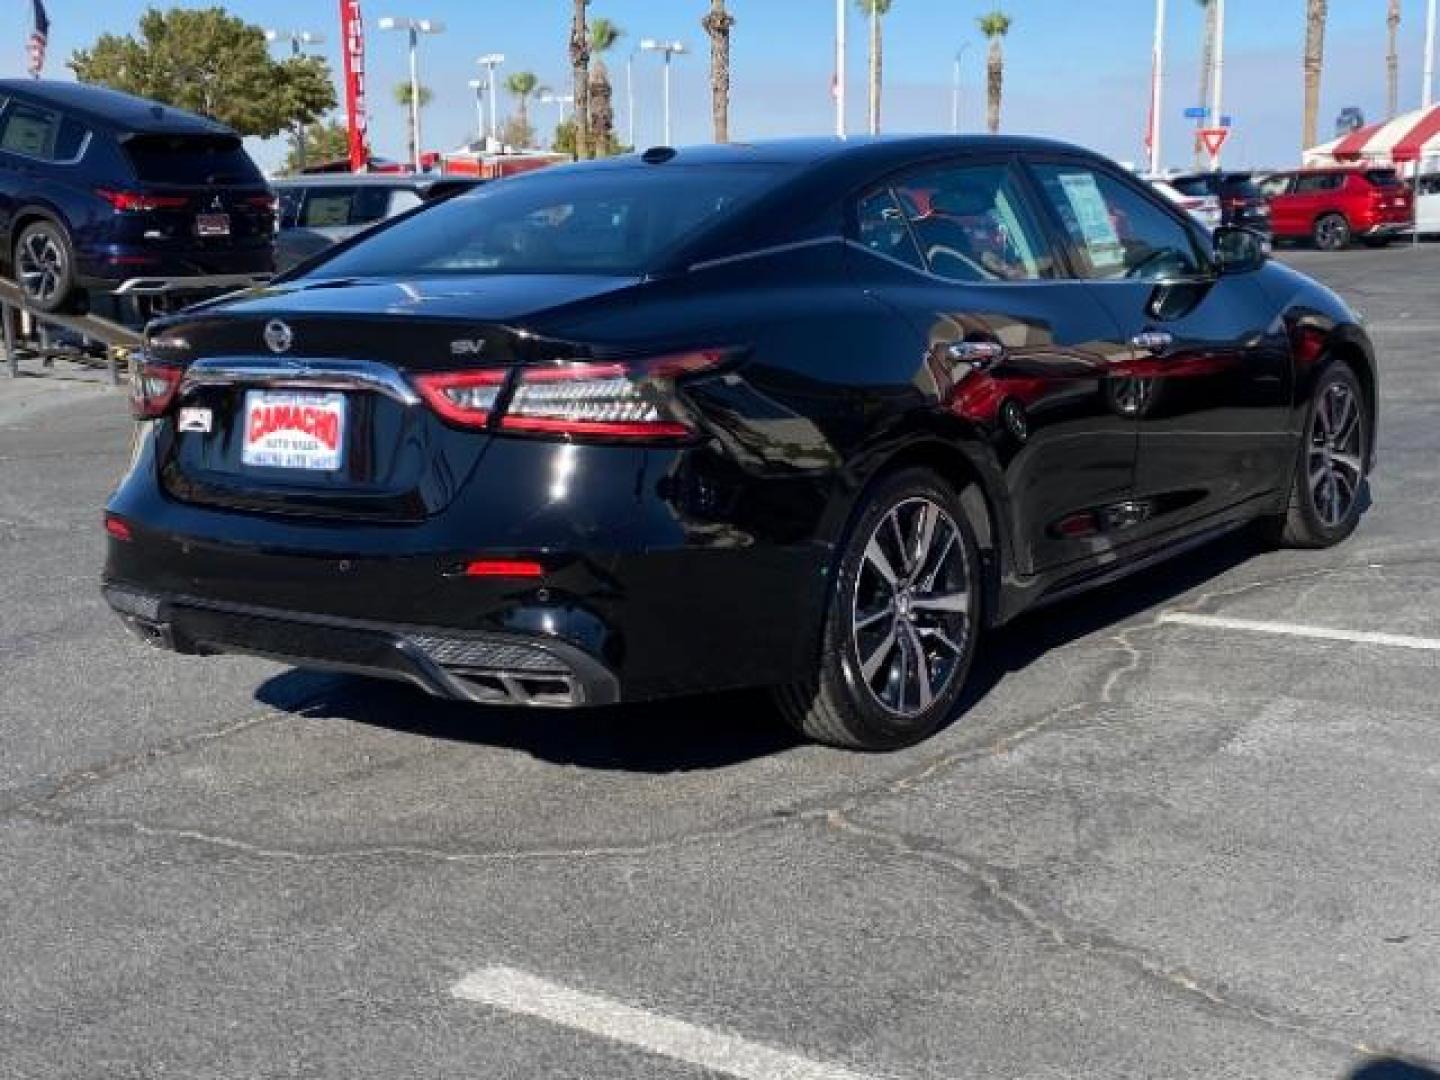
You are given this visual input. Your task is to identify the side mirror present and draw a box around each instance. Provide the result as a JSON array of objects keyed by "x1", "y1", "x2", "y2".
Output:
[{"x1": 1214, "y1": 226, "x2": 1269, "y2": 274}]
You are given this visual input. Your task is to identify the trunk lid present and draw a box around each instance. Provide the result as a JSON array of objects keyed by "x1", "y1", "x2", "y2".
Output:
[{"x1": 155, "y1": 275, "x2": 640, "y2": 522}]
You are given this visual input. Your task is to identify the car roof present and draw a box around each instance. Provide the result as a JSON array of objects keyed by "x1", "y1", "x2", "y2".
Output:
[
  {"x1": 272, "y1": 174, "x2": 484, "y2": 191},
  {"x1": 0, "y1": 79, "x2": 235, "y2": 137},
  {"x1": 560, "y1": 134, "x2": 1103, "y2": 173}
]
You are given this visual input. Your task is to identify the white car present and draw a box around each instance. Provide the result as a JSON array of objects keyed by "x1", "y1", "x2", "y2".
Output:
[
  {"x1": 1417, "y1": 173, "x2": 1440, "y2": 237},
  {"x1": 1149, "y1": 178, "x2": 1223, "y2": 231}
]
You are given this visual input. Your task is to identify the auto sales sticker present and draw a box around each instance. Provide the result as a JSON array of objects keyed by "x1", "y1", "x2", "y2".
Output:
[{"x1": 241, "y1": 390, "x2": 346, "y2": 471}]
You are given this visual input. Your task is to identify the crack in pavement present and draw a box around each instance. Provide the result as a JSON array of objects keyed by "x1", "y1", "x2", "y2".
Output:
[{"x1": 822, "y1": 809, "x2": 1406, "y2": 1064}]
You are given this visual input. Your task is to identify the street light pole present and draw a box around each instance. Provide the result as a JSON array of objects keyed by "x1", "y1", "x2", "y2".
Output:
[
  {"x1": 1149, "y1": 0, "x2": 1167, "y2": 176},
  {"x1": 639, "y1": 40, "x2": 687, "y2": 146},
  {"x1": 476, "y1": 54, "x2": 506, "y2": 146},
  {"x1": 835, "y1": 0, "x2": 847, "y2": 137},
  {"x1": 264, "y1": 29, "x2": 324, "y2": 170},
  {"x1": 468, "y1": 79, "x2": 486, "y2": 145},
  {"x1": 378, "y1": 17, "x2": 445, "y2": 173},
  {"x1": 951, "y1": 45, "x2": 970, "y2": 134},
  {"x1": 1209, "y1": 0, "x2": 1226, "y2": 170},
  {"x1": 1425, "y1": 0, "x2": 1437, "y2": 108}
]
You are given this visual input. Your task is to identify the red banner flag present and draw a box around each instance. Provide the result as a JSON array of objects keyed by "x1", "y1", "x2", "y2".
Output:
[{"x1": 340, "y1": 0, "x2": 368, "y2": 172}]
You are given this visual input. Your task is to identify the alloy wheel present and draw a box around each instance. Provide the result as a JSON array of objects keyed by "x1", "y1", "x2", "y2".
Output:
[
  {"x1": 1308, "y1": 380, "x2": 1364, "y2": 528},
  {"x1": 851, "y1": 497, "x2": 971, "y2": 717},
  {"x1": 17, "y1": 229, "x2": 65, "y2": 306},
  {"x1": 1315, "y1": 216, "x2": 1349, "y2": 250}
]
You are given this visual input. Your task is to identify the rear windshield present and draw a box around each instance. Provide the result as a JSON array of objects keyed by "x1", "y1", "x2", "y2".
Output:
[
  {"x1": 123, "y1": 133, "x2": 263, "y2": 186},
  {"x1": 1365, "y1": 169, "x2": 1402, "y2": 188},
  {"x1": 303, "y1": 164, "x2": 783, "y2": 278}
]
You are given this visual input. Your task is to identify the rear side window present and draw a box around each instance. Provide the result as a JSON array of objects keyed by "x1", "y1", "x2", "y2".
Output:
[
  {"x1": 123, "y1": 134, "x2": 262, "y2": 186},
  {"x1": 1171, "y1": 176, "x2": 1216, "y2": 198},
  {"x1": 55, "y1": 117, "x2": 89, "y2": 160},
  {"x1": 1257, "y1": 174, "x2": 1293, "y2": 197},
  {"x1": 1364, "y1": 169, "x2": 1401, "y2": 188},
  {"x1": 887, "y1": 161, "x2": 1052, "y2": 282},
  {"x1": 1216, "y1": 173, "x2": 1261, "y2": 198},
  {"x1": 1032, "y1": 163, "x2": 1203, "y2": 282},
  {"x1": 0, "y1": 103, "x2": 59, "y2": 159},
  {"x1": 307, "y1": 164, "x2": 782, "y2": 278},
  {"x1": 1293, "y1": 172, "x2": 1342, "y2": 193},
  {"x1": 855, "y1": 188, "x2": 924, "y2": 269}
]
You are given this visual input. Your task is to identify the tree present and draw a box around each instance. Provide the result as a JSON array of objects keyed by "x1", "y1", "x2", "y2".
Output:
[
  {"x1": 856, "y1": 0, "x2": 893, "y2": 134},
  {"x1": 701, "y1": 0, "x2": 736, "y2": 143},
  {"x1": 69, "y1": 7, "x2": 335, "y2": 139},
  {"x1": 553, "y1": 118, "x2": 578, "y2": 156},
  {"x1": 1302, "y1": 0, "x2": 1328, "y2": 150},
  {"x1": 505, "y1": 72, "x2": 543, "y2": 148},
  {"x1": 281, "y1": 119, "x2": 350, "y2": 175},
  {"x1": 570, "y1": 0, "x2": 592, "y2": 159},
  {"x1": 1387, "y1": 0, "x2": 1402, "y2": 118},
  {"x1": 1194, "y1": 0, "x2": 1218, "y2": 167},
  {"x1": 501, "y1": 115, "x2": 537, "y2": 150},
  {"x1": 393, "y1": 82, "x2": 434, "y2": 167},
  {"x1": 977, "y1": 11, "x2": 1012, "y2": 135},
  {"x1": 588, "y1": 19, "x2": 623, "y2": 157}
]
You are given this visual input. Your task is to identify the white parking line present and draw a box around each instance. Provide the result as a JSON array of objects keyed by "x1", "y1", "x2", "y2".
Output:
[
  {"x1": 450, "y1": 966, "x2": 877, "y2": 1080},
  {"x1": 1159, "y1": 612, "x2": 1440, "y2": 652}
]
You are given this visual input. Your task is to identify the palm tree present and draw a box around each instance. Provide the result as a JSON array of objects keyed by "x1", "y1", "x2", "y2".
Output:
[
  {"x1": 701, "y1": 0, "x2": 736, "y2": 143},
  {"x1": 588, "y1": 17, "x2": 623, "y2": 155},
  {"x1": 856, "y1": 0, "x2": 893, "y2": 134},
  {"x1": 977, "y1": 11, "x2": 1012, "y2": 135},
  {"x1": 392, "y1": 82, "x2": 434, "y2": 167},
  {"x1": 1302, "y1": 0, "x2": 1328, "y2": 150},
  {"x1": 1387, "y1": 0, "x2": 1402, "y2": 118},
  {"x1": 570, "y1": 0, "x2": 592, "y2": 159},
  {"x1": 1194, "y1": 0, "x2": 1218, "y2": 167},
  {"x1": 505, "y1": 72, "x2": 542, "y2": 147}
]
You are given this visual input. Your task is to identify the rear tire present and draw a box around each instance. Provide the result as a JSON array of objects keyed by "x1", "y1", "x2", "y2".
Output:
[
  {"x1": 1312, "y1": 213, "x2": 1351, "y2": 251},
  {"x1": 774, "y1": 468, "x2": 982, "y2": 751},
  {"x1": 14, "y1": 220, "x2": 77, "y2": 314},
  {"x1": 1269, "y1": 362, "x2": 1367, "y2": 548}
]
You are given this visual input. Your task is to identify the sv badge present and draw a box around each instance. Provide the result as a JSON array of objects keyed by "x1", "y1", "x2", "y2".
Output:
[{"x1": 451, "y1": 339, "x2": 487, "y2": 357}]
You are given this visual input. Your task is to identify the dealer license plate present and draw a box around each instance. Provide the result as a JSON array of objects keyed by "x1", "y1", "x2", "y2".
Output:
[{"x1": 241, "y1": 390, "x2": 346, "y2": 471}]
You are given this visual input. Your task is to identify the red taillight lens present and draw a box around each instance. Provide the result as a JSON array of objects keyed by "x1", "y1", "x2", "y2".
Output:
[
  {"x1": 98, "y1": 189, "x2": 191, "y2": 213},
  {"x1": 464, "y1": 558, "x2": 544, "y2": 578},
  {"x1": 129, "y1": 361, "x2": 184, "y2": 420},
  {"x1": 501, "y1": 349, "x2": 729, "y2": 440},
  {"x1": 413, "y1": 370, "x2": 507, "y2": 428},
  {"x1": 245, "y1": 194, "x2": 278, "y2": 212},
  {"x1": 103, "y1": 513, "x2": 133, "y2": 542}
]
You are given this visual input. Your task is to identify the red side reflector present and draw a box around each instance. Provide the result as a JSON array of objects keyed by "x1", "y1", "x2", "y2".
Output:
[
  {"x1": 464, "y1": 559, "x2": 544, "y2": 579},
  {"x1": 104, "y1": 514, "x2": 133, "y2": 542}
]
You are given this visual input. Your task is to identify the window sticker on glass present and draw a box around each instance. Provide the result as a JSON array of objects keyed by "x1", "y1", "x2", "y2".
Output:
[{"x1": 1057, "y1": 172, "x2": 1124, "y2": 271}]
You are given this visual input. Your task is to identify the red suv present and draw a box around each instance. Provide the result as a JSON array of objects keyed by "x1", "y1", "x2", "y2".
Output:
[{"x1": 1261, "y1": 167, "x2": 1413, "y2": 249}]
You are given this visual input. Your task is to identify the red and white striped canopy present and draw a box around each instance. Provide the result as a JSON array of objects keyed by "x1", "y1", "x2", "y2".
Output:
[{"x1": 1305, "y1": 104, "x2": 1440, "y2": 166}]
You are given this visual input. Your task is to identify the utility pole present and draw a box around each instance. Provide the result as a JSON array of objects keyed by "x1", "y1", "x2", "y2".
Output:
[
  {"x1": 835, "y1": 0, "x2": 847, "y2": 137},
  {"x1": 952, "y1": 46, "x2": 969, "y2": 134},
  {"x1": 264, "y1": 29, "x2": 324, "y2": 170},
  {"x1": 378, "y1": 17, "x2": 446, "y2": 173},
  {"x1": 1149, "y1": 0, "x2": 1167, "y2": 175},
  {"x1": 1210, "y1": 0, "x2": 1226, "y2": 170},
  {"x1": 868, "y1": 0, "x2": 879, "y2": 135}
]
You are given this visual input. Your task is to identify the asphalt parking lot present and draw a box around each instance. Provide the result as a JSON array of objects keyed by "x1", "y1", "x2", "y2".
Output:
[{"x1": 2, "y1": 246, "x2": 1439, "y2": 1079}]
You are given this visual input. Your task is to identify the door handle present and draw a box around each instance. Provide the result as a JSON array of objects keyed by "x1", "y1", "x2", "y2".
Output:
[
  {"x1": 1131, "y1": 330, "x2": 1174, "y2": 354},
  {"x1": 945, "y1": 340, "x2": 1005, "y2": 367}
]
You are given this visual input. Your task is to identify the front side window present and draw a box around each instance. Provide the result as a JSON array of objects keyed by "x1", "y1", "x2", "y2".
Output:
[
  {"x1": 1032, "y1": 163, "x2": 1203, "y2": 282},
  {"x1": 886, "y1": 161, "x2": 1052, "y2": 282}
]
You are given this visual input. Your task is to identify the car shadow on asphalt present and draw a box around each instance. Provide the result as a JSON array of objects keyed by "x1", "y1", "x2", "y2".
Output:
[
  {"x1": 1348, "y1": 1060, "x2": 1440, "y2": 1079},
  {"x1": 254, "y1": 527, "x2": 1273, "y2": 772}
]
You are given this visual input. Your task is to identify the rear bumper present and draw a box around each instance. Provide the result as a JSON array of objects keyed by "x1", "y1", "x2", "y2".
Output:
[
  {"x1": 103, "y1": 584, "x2": 620, "y2": 708},
  {"x1": 1359, "y1": 220, "x2": 1412, "y2": 237},
  {"x1": 77, "y1": 245, "x2": 275, "y2": 290}
]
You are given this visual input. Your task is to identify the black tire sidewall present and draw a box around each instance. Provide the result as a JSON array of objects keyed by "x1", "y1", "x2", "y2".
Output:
[
  {"x1": 817, "y1": 468, "x2": 982, "y2": 749},
  {"x1": 1291, "y1": 363, "x2": 1366, "y2": 545},
  {"x1": 15, "y1": 220, "x2": 75, "y2": 313}
]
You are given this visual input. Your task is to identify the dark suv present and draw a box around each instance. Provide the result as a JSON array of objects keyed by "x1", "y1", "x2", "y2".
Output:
[
  {"x1": 0, "y1": 80, "x2": 275, "y2": 313},
  {"x1": 1169, "y1": 171, "x2": 1272, "y2": 237}
]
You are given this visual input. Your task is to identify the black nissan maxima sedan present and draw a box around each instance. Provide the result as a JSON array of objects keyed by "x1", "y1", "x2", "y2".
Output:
[{"x1": 103, "y1": 137, "x2": 1377, "y2": 750}]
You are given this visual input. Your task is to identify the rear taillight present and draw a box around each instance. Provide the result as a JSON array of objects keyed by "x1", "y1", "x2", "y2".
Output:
[
  {"x1": 97, "y1": 189, "x2": 191, "y2": 213},
  {"x1": 103, "y1": 513, "x2": 133, "y2": 543},
  {"x1": 412, "y1": 370, "x2": 507, "y2": 428},
  {"x1": 245, "y1": 194, "x2": 279, "y2": 212},
  {"x1": 415, "y1": 348, "x2": 732, "y2": 441},
  {"x1": 129, "y1": 361, "x2": 184, "y2": 419}
]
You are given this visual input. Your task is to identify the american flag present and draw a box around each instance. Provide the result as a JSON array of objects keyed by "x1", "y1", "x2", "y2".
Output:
[{"x1": 27, "y1": 0, "x2": 50, "y2": 79}]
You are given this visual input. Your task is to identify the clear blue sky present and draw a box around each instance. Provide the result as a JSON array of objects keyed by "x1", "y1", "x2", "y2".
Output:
[{"x1": 3, "y1": 1, "x2": 1433, "y2": 171}]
